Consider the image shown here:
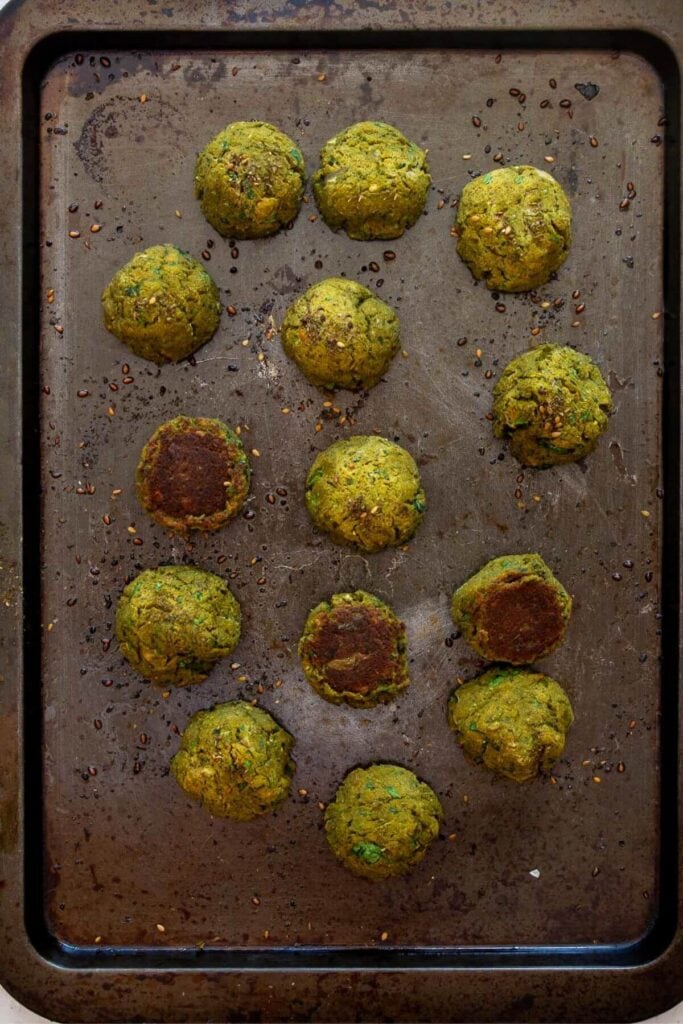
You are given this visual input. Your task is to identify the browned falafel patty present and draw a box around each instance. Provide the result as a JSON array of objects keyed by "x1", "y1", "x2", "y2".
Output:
[
  {"x1": 136, "y1": 416, "x2": 250, "y2": 533},
  {"x1": 451, "y1": 553, "x2": 572, "y2": 665},
  {"x1": 299, "y1": 591, "x2": 409, "y2": 707}
]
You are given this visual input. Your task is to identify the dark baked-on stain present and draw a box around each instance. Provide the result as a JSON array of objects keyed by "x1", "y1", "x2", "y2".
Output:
[
  {"x1": 474, "y1": 575, "x2": 566, "y2": 664},
  {"x1": 307, "y1": 604, "x2": 404, "y2": 695}
]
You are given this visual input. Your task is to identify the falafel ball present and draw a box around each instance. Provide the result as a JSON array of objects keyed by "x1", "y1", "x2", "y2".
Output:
[
  {"x1": 115, "y1": 565, "x2": 241, "y2": 686},
  {"x1": 305, "y1": 435, "x2": 426, "y2": 553},
  {"x1": 448, "y1": 667, "x2": 574, "y2": 783},
  {"x1": 171, "y1": 701, "x2": 295, "y2": 819},
  {"x1": 299, "y1": 591, "x2": 409, "y2": 707},
  {"x1": 324, "y1": 764, "x2": 443, "y2": 879},
  {"x1": 455, "y1": 165, "x2": 572, "y2": 292},
  {"x1": 312, "y1": 121, "x2": 431, "y2": 240},
  {"x1": 492, "y1": 344, "x2": 613, "y2": 467},
  {"x1": 101, "y1": 244, "x2": 221, "y2": 365},
  {"x1": 451, "y1": 553, "x2": 572, "y2": 664},
  {"x1": 136, "y1": 416, "x2": 250, "y2": 533},
  {"x1": 194, "y1": 121, "x2": 305, "y2": 238},
  {"x1": 281, "y1": 277, "x2": 400, "y2": 391}
]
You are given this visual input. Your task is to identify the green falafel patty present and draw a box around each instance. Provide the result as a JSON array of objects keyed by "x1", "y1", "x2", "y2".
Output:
[
  {"x1": 324, "y1": 764, "x2": 443, "y2": 879},
  {"x1": 312, "y1": 121, "x2": 431, "y2": 240},
  {"x1": 305, "y1": 435, "x2": 426, "y2": 553},
  {"x1": 101, "y1": 244, "x2": 221, "y2": 364},
  {"x1": 448, "y1": 667, "x2": 574, "y2": 783},
  {"x1": 299, "y1": 591, "x2": 409, "y2": 707},
  {"x1": 115, "y1": 565, "x2": 241, "y2": 686},
  {"x1": 492, "y1": 344, "x2": 613, "y2": 467},
  {"x1": 455, "y1": 165, "x2": 572, "y2": 292},
  {"x1": 171, "y1": 701, "x2": 295, "y2": 819},
  {"x1": 194, "y1": 121, "x2": 305, "y2": 238},
  {"x1": 451, "y1": 554, "x2": 572, "y2": 664},
  {"x1": 136, "y1": 416, "x2": 250, "y2": 533},
  {"x1": 281, "y1": 277, "x2": 400, "y2": 391}
]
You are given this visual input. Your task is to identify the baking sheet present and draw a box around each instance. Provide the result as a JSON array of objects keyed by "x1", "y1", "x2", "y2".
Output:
[{"x1": 39, "y1": 45, "x2": 663, "y2": 949}]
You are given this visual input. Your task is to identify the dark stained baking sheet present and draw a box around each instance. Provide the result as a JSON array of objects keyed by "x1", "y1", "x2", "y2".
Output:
[{"x1": 0, "y1": 0, "x2": 680, "y2": 1021}]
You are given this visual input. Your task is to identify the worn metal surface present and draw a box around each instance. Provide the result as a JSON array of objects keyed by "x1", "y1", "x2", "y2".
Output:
[{"x1": 0, "y1": 0, "x2": 681, "y2": 1021}]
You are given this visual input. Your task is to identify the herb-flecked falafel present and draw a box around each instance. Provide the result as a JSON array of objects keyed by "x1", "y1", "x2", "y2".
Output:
[
  {"x1": 281, "y1": 277, "x2": 400, "y2": 391},
  {"x1": 299, "y1": 591, "x2": 409, "y2": 707},
  {"x1": 305, "y1": 435, "x2": 426, "y2": 553},
  {"x1": 324, "y1": 764, "x2": 443, "y2": 879},
  {"x1": 171, "y1": 701, "x2": 295, "y2": 819},
  {"x1": 455, "y1": 165, "x2": 572, "y2": 292},
  {"x1": 101, "y1": 244, "x2": 221, "y2": 365},
  {"x1": 451, "y1": 554, "x2": 572, "y2": 664},
  {"x1": 194, "y1": 121, "x2": 305, "y2": 238},
  {"x1": 448, "y1": 667, "x2": 574, "y2": 783},
  {"x1": 492, "y1": 344, "x2": 613, "y2": 467},
  {"x1": 115, "y1": 565, "x2": 241, "y2": 686},
  {"x1": 136, "y1": 416, "x2": 250, "y2": 533},
  {"x1": 313, "y1": 121, "x2": 431, "y2": 240}
]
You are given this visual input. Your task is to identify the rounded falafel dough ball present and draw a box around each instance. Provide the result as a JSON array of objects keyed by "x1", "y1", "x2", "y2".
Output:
[
  {"x1": 136, "y1": 416, "x2": 250, "y2": 534},
  {"x1": 281, "y1": 277, "x2": 400, "y2": 391},
  {"x1": 115, "y1": 565, "x2": 241, "y2": 686},
  {"x1": 194, "y1": 120, "x2": 305, "y2": 238},
  {"x1": 312, "y1": 121, "x2": 431, "y2": 240},
  {"x1": 492, "y1": 344, "x2": 613, "y2": 467},
  {"x1": 448, "y1": 667, "x2": 574, "y2": 783},
  {"x1": 171, "y1": 701, "x2": 295, "y2": 820},
  {"x1": 101, "y1": 244, "x2": 221, "y2": 365},
  {"x1": 324, "y1": 764, "x2": 443, "y2": 879},
  {"x1": 299, "y1": 591, "x2": 409, "y2": 708},
  {"x1": 305, "y1": 435, "x2": 426, "y2": 553},
  {"x1": 455, "y1": 165, "x2": 572, "y2": 292},
  {"x1": 451, "y1": 553, "x2": 572, "y2": 665}
]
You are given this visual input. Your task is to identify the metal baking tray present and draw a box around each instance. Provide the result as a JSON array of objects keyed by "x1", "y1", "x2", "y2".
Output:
[{"x1": 0, "y1": 0, "x2": 680, "y2": 1020}]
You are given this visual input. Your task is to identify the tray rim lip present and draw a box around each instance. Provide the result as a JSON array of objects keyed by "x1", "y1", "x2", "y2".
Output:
[{"x1": 0, "y1": 0, "x2": 680, "y2": 1020}]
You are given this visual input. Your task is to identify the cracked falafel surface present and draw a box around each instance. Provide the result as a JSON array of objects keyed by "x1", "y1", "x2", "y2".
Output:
[
  {"x1": 305, "y1": 435, "x2": 425, "y2": 553},
  {"x1": 171, "y1": 701, "x2": 294, "y2": 820},
  {"x1": 455, "y1": 165, "x2": 572, "y2": 292},
  {"x1": 448, "y1": 667, "x2": 574, "y2": 783},
  {"x1": 492, "y1": 344, "x2": 612, "y2": 467},
  {"x1": 115, "y1": 565, "x2": 240, "y2": 686},
  {"x1": 194, "y1": 120, "x2": 305, "y2": 238},
  {"x1": 313, "y1": 121, "x2": 430, "y2": 240},
  {"x1": 324, "y1": 764, "x2": 442, "y2": 879},
  {"x1": 281, "y1": 277, "x2": 400, "y2": 391},
  {"x1": 101, "y1": 244, "x2": 221, "y2": 364}
]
